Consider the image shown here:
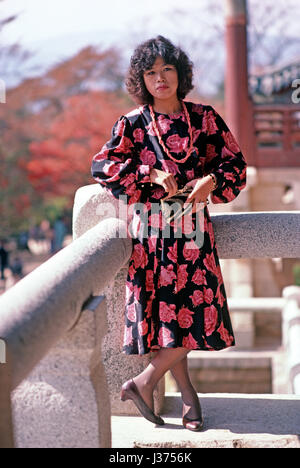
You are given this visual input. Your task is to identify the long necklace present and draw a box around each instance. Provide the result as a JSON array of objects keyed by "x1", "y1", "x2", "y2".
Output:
[{"x1": 149, "y1": 100, "x2": 195, "y2": 164}]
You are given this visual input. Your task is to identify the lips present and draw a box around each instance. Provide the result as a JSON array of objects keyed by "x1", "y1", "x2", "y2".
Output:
[{"x1": 156, "y1": 85, "x2": 169, "y2": 90}]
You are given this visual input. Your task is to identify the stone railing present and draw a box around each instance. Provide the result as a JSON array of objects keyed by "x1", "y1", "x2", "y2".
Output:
[{"x1": 0, "y1": 183, "x2": 299, "y2": 448}]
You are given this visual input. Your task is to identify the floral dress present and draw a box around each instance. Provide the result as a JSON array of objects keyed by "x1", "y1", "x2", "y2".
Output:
[{"x1": 91, "y1": 101, "x2": 247, "y2": 355}]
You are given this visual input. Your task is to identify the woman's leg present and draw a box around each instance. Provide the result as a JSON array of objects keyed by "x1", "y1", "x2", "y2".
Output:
[
  {"x1": 169, "y1": 355, "x2": 201, "y2": 420},
  {"x1": 132, "y1": 347, "x2": 189, "y2": 410}
]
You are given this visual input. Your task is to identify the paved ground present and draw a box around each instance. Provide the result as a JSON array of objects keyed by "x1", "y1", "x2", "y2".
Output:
[{"x1": 111, "y1": 393, "x2": 300, "y2": 448}]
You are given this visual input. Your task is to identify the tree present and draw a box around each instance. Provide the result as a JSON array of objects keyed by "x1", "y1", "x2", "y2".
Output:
[{"x1": 0, "y1": 44, "x2": 129, "y2": 236}]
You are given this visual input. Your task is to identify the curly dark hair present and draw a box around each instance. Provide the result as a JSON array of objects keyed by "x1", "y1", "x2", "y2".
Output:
[{"x1": 125, "y1": 35, "x2": 194, "y2": 105}]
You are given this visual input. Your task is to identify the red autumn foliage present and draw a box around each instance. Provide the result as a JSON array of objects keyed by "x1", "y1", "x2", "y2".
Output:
[{"x1": 0, "y1": 45, "x2": 131, "y2": 233}]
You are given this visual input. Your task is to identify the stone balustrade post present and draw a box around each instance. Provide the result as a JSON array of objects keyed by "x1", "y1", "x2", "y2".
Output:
[
  {"x1": 0, "y1": 217, "x2": 132, "y2": 447},
  {"x1": 282, "y1": 286, "x2": 300, "y2": 394},
  {"x1": 72, "y1": 184, "x2": 165, "y2": 417}
]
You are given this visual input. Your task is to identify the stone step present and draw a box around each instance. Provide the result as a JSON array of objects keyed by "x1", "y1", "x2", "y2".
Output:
[
  {"x1": 166, "y1": 349, "x2": 286, "y2": 394},
  {"x1": 111, "y1": 393, "x2": 300, "y2": 448}
]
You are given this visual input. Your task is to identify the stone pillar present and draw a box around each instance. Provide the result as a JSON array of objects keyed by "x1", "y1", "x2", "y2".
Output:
[
  {"x1": 225, "y1": 0, "x2": 255, "y2": 165},
  {"x1": 72, "y1": 184, "x2": 165, "y2": 416},
  {"x1": 12, "y1": 299, "x2": 110, "y2": 448},
  {"x1": 0, "y1": 346, "x2": 14, "y2": 448},
  {"x1": 282, "y1": 286, "x2": 300, "y2": 394}
]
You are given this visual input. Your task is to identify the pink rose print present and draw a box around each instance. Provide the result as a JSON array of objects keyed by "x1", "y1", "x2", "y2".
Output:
[
  {"x1": 192, "y1": 127, "x2": 201, "y2": 144},
  {"x1": 204, "y1": 305, "x2": 218, "y2": 336},
  {"x1": 128, "y1": 263, "x2": 136, "y2": 280},
  {"x1": 203, "y1": 287, "x2": 214, "y2": 304},
  {"x1": 215, "y1": 264, "x2": 224, "y2": 286},
  {"x1": 138, "y1": 164, "x2": 151, "y2": 175},
  {"x1": 153, "y1": 255, "x2": 158, "y2": 274},
  {"x1": 146, "y1": 270, "x2": 154, "y2": 291},
  {"x1": 189, "y1": 290, "x2": 204, "y2": 307},
  {"x1": 125, "y1": 183, "x2": 137, "y2": 196},
  {"x1": 182, "y1": 333, "x2": 199, "y2": 349},
  {"x1": 161, "y1": 159, "x2": 179, "y2": 175},
  {"x1": 133, "y1": 285, "x2": 141, "y2": 302},
  {"x1": 103, "y1": 161, "x2": 120, "y2": 178},
  {"x1": 147, "y1": 325, "x2": 155, "y2": 348},
  {"x1": 145, "y1": 296, "x2": 154, "y2": 318},
  {"x1": 166, "y1": 134, "x2": 189, "y2": 154},
  {"x1": 146, "y1": 115, "x2": 172, "y2": 136},
  {"x1": 183, "y1": 241, "x2": 200, "y2": 264},
  {"x1": 204, "y1": 217, "x2": 215, "y2": 250},
  {"x1": 127, "y1": 188, "x2": 142, "y2": 205},
  {"x1": 160, "y1": 265, "x2": 176, "y2": 287},
  {"x1": 181, "y1": 215, "x2": 194, "y2": 236},
  {"x1": 152, "y1": 187, "x2": 165, "y2": 199},
  {"x1": 222, "y1": 130, "x2": 240, "y2": 153},
  {"x1": 223, "y1": 186, "x2": 236, "y2": 202},
  {"x1": 126, "y1": 281, "x2": 133, "y2": 301},
  {"x1": 224, "y1": 171, "x2": 237, "y2": 183},
  {"x1": 176, "y1": 264, "x2": 189, "y2": 292},
  {"x1": 202, "y1": 110, "x2": 218, "y2": 135},
  {"x1": 216, "y1": 284, "x2": 226, "y2": 308},
  {"x1": 178, "y1": 306, "x2": 194, "y2": 328},
  {"x1": 127, "y1": 302, "x2": 136, "y2": 322},
  {"x1": 132, "y1": 243, "x2": 148, "y2": 269},
  {"x1": 93, "y1": 148, "x2": 110, "y2": 161},
  {"x1": 158, "y1": 326, "x2": 174, "y2": 347},
  {"x1": 140, "y1": 147, "x2": 156, "y2": 165},
  {"x1": 138, "y1": 318, "x2": 148, "y2": 336},
  {"x1": 149, "y1": 212, "x2": 166, "y2": 230},
  {"x1": 206, "y1": 144, "x2": 217, "y2": 162},
  {"x1": 202, "y1": 335, "x2": 214, "y2": 350},
  {"x1": 116, "y1": 119, "x2": 125, "y2": 137},
  {"x1": 192, "y1": 103, "x2": 204, "y2": 115},
  {"x1": 133, "y1": 128, "x2": 144, "y2": 143},
  {"x1": 217, "y1": 322, "x2": 234, "y2": 346},
  {"x1": 192, "y1": 268, "x2": 207, "y2": 286},
  {"x1": 159, "y1": 302, "x2": 177, "y2": 323},
  {"x1": 167, "y1": 241, "x2": 177, "y2": 263},
  {"x1": 120, "y1": 172, "x2": 136, "y2": 187},
  {"x1": 221, "y1": 146, "x2": 236, "y2": 159},
  {"x1": 157, "y1": 115, "x2": 172, "y2": 134},
  {"x1": 203, "y1": 252, "x2": 217, "y2": 274},
  {"x1": 114, "y1": 136, "x2": 134, "y2": 154},
  {"x1": 124, "y1": 325, "x2": 133, "y2": 346},
  {"x1": 148, "y1": 236, "x2": 157, "y2": 254},
  {"x1": 185, "y1": 169, "x2": 195, "y2": 181},
  {"x1": 95, "y1": 100, "x2": 246, "y2": 355}
]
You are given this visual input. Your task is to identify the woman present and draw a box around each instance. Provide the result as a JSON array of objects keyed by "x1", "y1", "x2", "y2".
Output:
[{"x1": 91, "y1": 36, "x2": 247, "y2": 431}]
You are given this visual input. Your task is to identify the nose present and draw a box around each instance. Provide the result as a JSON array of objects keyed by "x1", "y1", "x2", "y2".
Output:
[{"x1": 156, "y1": 71, "x2": 165, "y2": 82}]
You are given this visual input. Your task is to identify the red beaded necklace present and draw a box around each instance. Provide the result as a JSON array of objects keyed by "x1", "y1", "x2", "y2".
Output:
[{"x1": 149, "y1": 100, "x2": 195, "y2": 164}]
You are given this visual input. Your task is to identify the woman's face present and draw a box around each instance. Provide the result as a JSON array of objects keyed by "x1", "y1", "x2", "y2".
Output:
[{"x1": 143, "y1": 56, "x2": 179, "y2": 104}]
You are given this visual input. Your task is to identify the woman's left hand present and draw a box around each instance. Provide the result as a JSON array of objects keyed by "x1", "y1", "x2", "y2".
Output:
[{"x1": 185, "y1": 176, "x2": 215, "y2": 213}]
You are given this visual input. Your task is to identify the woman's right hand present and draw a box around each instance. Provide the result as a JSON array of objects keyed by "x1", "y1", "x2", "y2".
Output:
[{"x1": 150, "y1": 168, "x2": 178, "y2": 197}]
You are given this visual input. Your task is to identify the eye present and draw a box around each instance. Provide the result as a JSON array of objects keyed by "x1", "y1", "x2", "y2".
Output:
[{"x1": 145, "y1": 70, "x2": 155, "y2": 76}]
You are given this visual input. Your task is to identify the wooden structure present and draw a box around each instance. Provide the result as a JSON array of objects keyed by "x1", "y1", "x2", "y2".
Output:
[{"x1": 225, "y1": 0, "x2": 300, "y2": 169}]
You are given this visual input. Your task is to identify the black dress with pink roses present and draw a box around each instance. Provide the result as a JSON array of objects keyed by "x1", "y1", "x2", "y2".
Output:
[{"x1": 91, "y1": 101, "x2": 247, "y2": 355}]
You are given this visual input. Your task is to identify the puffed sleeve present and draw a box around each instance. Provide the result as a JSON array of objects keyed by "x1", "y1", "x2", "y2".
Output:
[
  {"x1": 203, "y1": 106, "x2": 247, "y2": 204},
  {"x1": 91, "y1": 115, "x2": 151, "y2": 204}
]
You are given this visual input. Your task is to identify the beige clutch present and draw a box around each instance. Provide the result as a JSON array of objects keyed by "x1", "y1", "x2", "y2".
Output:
[{"x1": 160, "y1": 186, "x2": 194, "y2": 223}]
